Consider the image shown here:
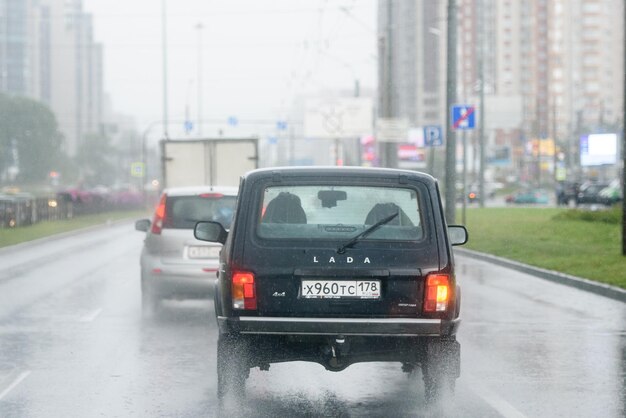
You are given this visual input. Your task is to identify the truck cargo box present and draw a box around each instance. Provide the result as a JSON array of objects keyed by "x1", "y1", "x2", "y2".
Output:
[{"x1": 160, "y1": 137, "x2": 258, "y2": 188}]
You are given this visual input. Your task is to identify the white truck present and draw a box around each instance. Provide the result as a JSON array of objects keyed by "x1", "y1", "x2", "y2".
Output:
[{"x1": 160, "y1": 138, "x2": 258, "y2": 188}]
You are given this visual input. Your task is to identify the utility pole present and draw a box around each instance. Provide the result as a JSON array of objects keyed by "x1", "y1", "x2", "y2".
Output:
[
  {"x1": 478, "y1": 0, "x2": 486, "y2": 208},
  {"x1": 379, "y1": 0, "x2": 398, "y2": 168},
  {"x1": 196, "y1": 22, "x2": 204, "y2": 137},
  {"x1": 444, "y1": 0, "x2": 458, "y2": 223},
  {"x1": 162, "y1": 0, "x2": 169, "y2": 138},
  {"x1": 622, "y1": 0, "x2": 626, "y2": 256}
]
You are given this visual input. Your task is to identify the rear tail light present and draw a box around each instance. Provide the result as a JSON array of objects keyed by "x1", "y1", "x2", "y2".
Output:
[
  {"x1": 423, "y1": 274, "x2": 450, "y2": 313},
  {"x1": 151, "y1": 194, "x2": 167, "y2": 234},
  {"x1": 232, "y1": 271, "x2": 257, "y2": 310},
  {"x1": 198, "y1": 193, "x2": 224, "y2": 199}
]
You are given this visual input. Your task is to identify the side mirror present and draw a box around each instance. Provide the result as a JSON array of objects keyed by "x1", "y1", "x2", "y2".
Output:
[
  {"x1": 195, "y1": 221, "x2": 227, "y2": 244},
  {"x1": 135, "y1": 219, "x2": 151, "y2": 232},
  {"x1": 448, "y1": 225, "x2": 468, "y2": 246}
]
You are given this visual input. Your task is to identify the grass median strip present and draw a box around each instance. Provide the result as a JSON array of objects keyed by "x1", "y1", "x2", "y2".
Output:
[
  {"x1": 0, "y1": 210, "x2": 149, "y2": 248},
  {"x1": 2, "y1": 206, "x2": 624, "y2": 290},
  {"x1": 462, "y1": 207, "x2": 625, "y2": 289}
]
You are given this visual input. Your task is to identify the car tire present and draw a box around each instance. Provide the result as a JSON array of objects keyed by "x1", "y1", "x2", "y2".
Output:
[
  {"x1": 422, "y1": 338, "x2": 459, "y2": 404},
  {"x1": 217, "y1": 334, "x2": 249, "y2": 400}
]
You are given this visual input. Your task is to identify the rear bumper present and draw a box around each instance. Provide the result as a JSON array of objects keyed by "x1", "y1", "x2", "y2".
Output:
[
  {"x1": 217, "y1": 316, "x2": 460, "y2": 337},
  {"x1": 141, "y1": 253, "x2": 219, "y2": 299},
  {"x1": 147, "y1": 275, "x2": 217, "y2": 299},
  {"x1": 143, "y1": 267, "x2": 218, "y2": 299}
]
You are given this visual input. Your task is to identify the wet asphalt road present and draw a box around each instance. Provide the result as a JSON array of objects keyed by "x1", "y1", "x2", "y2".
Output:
[{"x1": 0, "y1": 221, "x2": 624, "y2": 417}]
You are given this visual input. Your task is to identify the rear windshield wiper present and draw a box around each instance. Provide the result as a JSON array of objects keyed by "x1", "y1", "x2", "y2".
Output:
[{"x1": 336, "y1": 211, "x2": 398, "y2": 254}]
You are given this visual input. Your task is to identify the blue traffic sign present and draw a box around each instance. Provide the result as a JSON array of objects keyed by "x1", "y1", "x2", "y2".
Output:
[
  {"x1": 276, "y1": 121, "x2": 288, "y2": 131},
  {"x1": 227, "y1": 116, "x2": 238, "y2": 126},
  {"x1": 451, "y1": 105, "x2": 476, "y2": 130},
  {"x1": 184, "y1": 120, "x2": 193, "y2": 133},
  {"x1": 423, "y1": 125, "x2": 443, "y2": 147}
]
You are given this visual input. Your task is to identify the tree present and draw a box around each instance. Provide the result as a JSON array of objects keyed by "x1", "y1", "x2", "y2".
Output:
[
  {"x1": 75, "y1": 133, "x2": 119, "y2": 187},
  {"x1": 0, "y1": 94, "x2": 65, "y2": 183}
]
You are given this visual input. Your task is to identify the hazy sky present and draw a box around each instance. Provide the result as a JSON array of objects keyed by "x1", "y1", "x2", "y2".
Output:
[{"x1": 83, "y1": 0, "x2": 377, "y2": 139}]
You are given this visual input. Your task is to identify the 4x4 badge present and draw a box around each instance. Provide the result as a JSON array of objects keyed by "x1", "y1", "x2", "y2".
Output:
[
  {"x1": 272, "y1": 291, "x2": 286, "y2": 297},
  {"x1": 313, "y1": 256, "x2": 371, "y2": 264}
]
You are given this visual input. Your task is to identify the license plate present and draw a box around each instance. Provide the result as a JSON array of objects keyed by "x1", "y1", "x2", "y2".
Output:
[
  {"x1": 187, "y1": 246, "x2": 220, "y2": 259},
  {"x1": 301, "y1": 280, "x2": 380, "y2": 299}
]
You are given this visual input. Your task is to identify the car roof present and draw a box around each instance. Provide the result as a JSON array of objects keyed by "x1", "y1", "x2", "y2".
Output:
[
  {"x1": 242, "y1": 166, "x2": 437, "y2": 183},
  {"x1": 162, "y1": 185, "x2": 239, "y2": 197}
]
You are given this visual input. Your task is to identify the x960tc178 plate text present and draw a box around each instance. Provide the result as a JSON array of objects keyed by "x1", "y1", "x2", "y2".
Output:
[{"x1": 300, "y1": 280, "x2": 381, "y2": 299}]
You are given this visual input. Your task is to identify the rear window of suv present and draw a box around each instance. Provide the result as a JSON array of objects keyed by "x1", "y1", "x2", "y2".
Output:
[
  {"x1": 257, "y1": 185, "x2": 423, "y2": 241},
  {"x1": 164, "y1": 195, "x2": 237, "y2": 229}
]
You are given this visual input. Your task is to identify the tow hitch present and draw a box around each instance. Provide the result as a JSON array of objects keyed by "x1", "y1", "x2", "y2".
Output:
[{"x1": 323, "y1": 335, "x2": 351, "y2": 371}]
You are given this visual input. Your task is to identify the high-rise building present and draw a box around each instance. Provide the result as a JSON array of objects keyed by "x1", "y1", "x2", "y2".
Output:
[
  {"x1": 0, "y1": 0, "x2": 36, "y2": 96},
  {"x1": 377, "y1": 0, "x2": 447, "y2": 127},
  {"x1": 0, "y1": 0, "x2": 104, "y2": 156},
  {"x1": 378, "y1": 0, "x2": 624, "y2": 180}
]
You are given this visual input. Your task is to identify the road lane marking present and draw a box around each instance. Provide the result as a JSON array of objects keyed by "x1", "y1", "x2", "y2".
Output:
[
  {"x1": 79, "y1": 308, "x2": 103, "y2": 322},
  {"x1": 468, "y1": 381, "x2": 528, "y2": 418},
  {"x1": 0, "y1": 370, "x2": 31, "y2": 401}
]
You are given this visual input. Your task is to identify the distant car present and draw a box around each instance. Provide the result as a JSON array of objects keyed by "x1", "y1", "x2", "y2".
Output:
[
  {"x1": 597, "y1": 180, "x2": 623, "y2": 206},
  {"x1": 135, "y1": 186, "x2": 238, "y2": 314},
  {"x1": 506, "y1": 189, "x2": 549, "y2": 204},
  {"x1": 576, "y1": 182, "x2": 609, "y2": 206},
  {"x1": 462, "y1": 183, "x2": 498, "y2": 204}
]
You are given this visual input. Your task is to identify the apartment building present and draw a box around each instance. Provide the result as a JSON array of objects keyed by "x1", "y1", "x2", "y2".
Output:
[
  {"x1": 378, "y1": 0, "x2": 624, "y2": 178},
  {"x1": 0, "y1": 0, "x2": 104, "y2": 156}
]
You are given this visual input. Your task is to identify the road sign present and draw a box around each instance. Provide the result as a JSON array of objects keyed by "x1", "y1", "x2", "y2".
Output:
[
  {"x1": 227, "y1": 116, "x2": 238, "y2": 126},
  {"x1": 451, "y1": 105, "x2": 476, "y2": 130},
  {"x1": 424, "y1": 125, "x2": 443, "y2": 147},
  {"x1": 130, "y1": 162, "x2": 145, "y2": 178},
  {"x1": 184, "y1": 120, "x2": 193, "y2": 134},
  {"x1": 276, "y1": 121, "x2": 288, "y2": 131},
  {"x1": 375, "y1": 118, "x2": 410, "y2": 142}
]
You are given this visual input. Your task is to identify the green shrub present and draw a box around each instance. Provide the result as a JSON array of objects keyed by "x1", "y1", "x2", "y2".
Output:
[{"x1": 552, "y1": 207, "x2": 621, "y2": 224}]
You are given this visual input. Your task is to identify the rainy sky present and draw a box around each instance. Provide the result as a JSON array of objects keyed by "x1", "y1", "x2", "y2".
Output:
[{"x1": 83, "y1": 0, "x2": 377, "y2": 131}]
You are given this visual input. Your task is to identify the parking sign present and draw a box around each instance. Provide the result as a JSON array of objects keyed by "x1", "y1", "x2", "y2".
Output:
[{"x1": 423, "y1": 125, "x2": 443, "y2": 147}]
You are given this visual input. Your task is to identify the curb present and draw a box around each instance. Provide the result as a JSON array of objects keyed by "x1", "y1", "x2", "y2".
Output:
[{"x1": 454, "y1": 247, "x2": 626, "y2": 303}]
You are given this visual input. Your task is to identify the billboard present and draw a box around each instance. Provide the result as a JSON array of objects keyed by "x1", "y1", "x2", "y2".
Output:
[
  {"x1": 580, "y1": 133, "x2": 618, "y2": 166},
  {"x1": 304, "y1": 98, "x2": 373, "y2": 139},
  {"x1": 527, "y1": 138, "x2": 555, "y2": 157}
]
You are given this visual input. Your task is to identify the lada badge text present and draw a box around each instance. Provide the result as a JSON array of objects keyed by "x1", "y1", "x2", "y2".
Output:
[{"x1": 313, "y1": 256, "x2": 371, "y2": 264}]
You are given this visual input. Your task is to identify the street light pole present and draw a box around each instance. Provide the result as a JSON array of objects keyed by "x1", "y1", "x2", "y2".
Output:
[
  {"x1": 378, "y1": 0, "x2": 397, "y2": 169},
  {"x1": 622, "y1": 0, "x2": 626, "y2": 256},
  {"x1": 196, "y1": 22, "x2": 204, "y2": 137},
  {"x1": 162, "y1": 0, "x2": 169, "y2": 139},
  {"x1": 478, "y1": 0, "x2": 486, "y2": 208}
]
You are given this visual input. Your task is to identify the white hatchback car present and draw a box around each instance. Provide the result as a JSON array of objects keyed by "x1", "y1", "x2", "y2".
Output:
[{"x1": 135, "y1": 186, "x2": 238, "y2": 314}]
